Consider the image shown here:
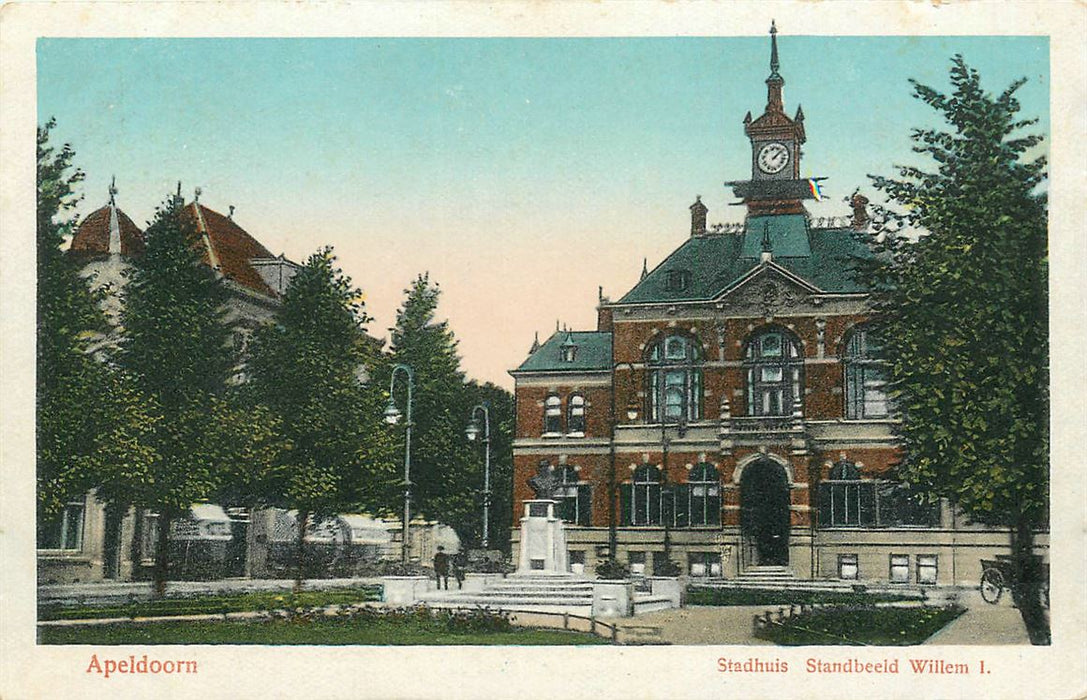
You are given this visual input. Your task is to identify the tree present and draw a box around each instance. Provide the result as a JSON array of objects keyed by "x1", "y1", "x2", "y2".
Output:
[
  {"x1": 245, "y1": 247, "x2": 396, "y2": 588},
  {"x1": 113, "y1": 194, "x2": 247, "y2": 596},
  {"x1": 863, "y1": 56, "x2": 1049, "y2": 643},
  {"x1": 35, "y1": 120, "x2": 139, "y2": 544},
  {"x1": 383, "y1": 274, "x2": 482, "y2": 548}
]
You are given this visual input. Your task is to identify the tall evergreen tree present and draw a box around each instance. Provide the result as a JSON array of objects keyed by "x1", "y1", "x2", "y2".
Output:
[
  {"x1": 863, "y1": 56, "x2": 1049, "y2": 643},
  {"x1": 384, "y1": 274, "x2": 479, "y2": 546},
  {"x1": 246, "y1": 247, "x2": 396, "y2": 587},
  {"x1": 113, "y1": 194, "x2": 241, "y2": 596}
]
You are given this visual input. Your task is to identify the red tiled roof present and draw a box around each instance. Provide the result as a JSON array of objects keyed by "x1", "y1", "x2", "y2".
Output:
[
  {"x1": 184, "y1": 203, "x2": 278, "y2": 298},
  {"x1": 69, "y1": 204, "x2": 146, "y2": 258}
]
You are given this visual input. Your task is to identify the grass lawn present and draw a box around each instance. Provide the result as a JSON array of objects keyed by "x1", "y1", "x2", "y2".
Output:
[
  {"x1": 38, "y1": 586, "x2": 382, "y2": 621},
  {"x1": 686, "y1": 587, "x2": 919, "y2": 607},
  {"x1": 39, "y1": 618, "x2": 610, "y2": 645},
  {"x1": 755, "y1": 605, "x2": 965, "y2": 646}
]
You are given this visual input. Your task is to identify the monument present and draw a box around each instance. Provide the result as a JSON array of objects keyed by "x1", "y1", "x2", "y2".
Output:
[{"x1": 516, "y1": 464, "x2": 569, "y2": 575}]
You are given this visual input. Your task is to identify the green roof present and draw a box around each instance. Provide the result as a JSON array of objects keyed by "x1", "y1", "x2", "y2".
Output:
[
  {"x1": 513, "y1": 331, "x2": 612, "y2": 373},
  {"x1": 617, "y1": 219, "x2": 873, "y2": 304},
  {"x1": 742, "y1": 215, "x2": 812, "y2": 257}
]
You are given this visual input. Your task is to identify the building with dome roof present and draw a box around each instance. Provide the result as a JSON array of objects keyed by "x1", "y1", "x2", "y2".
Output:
[{"x1": 38, "y1": 186, "x2": 301, "y2": 584}]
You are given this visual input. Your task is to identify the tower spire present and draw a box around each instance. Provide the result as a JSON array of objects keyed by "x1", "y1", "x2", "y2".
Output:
[
  {"x1": 765, "y1": 21, "x2": 785, "y2": 113},
  {"x1": 769, "y1": 20, "x2": 780, "y2": 76}
]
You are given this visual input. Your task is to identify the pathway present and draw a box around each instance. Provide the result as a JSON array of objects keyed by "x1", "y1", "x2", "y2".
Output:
[
  {"x1": 615, "y1": 606, "x2": 774, "y2": 645},
  {"x1": 923, "y1": 605, "x2": 1031, "y2": 645}
]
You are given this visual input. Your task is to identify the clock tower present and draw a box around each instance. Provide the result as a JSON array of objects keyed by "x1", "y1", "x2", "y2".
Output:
[
  {"x1": 745, "y1": 21, "x2": 804, "y2": 181},
  {"x1": 728, "y1": 22, "x2": 821, "y2": 218}
]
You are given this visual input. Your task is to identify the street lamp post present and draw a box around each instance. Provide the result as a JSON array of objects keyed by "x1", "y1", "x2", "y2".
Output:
[
  {"x1": 657, "y1": 373, "x2": 686, "y2": 575},
  {"x1": 465, "y1": 402, "x2": 492, "y2": 550},
  {"x1": 384, "y1": 363, "x2": 414, "y2": 566}
]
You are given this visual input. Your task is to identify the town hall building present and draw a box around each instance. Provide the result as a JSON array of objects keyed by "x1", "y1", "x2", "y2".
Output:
[{"x1": 509, "y1": 25, "x2": 1044, "y2": 586}]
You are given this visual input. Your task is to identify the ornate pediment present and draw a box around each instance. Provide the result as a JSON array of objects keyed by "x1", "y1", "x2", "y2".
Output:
[{"x1": 714, "y1": 265, "x2": 819, "y2": 319}]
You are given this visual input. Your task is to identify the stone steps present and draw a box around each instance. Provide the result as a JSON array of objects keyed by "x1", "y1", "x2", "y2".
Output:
[
  {"x1": 418, "y1": 574, "x2": 672, "y2": 615},
  {"x1": 419, "y1": 574, "x2": 595, "y2": 609}
]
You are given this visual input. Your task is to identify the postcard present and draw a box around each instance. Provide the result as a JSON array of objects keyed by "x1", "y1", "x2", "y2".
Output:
[{"x1": 2, "y1": 2, "x2": 1085, "y2": 699}]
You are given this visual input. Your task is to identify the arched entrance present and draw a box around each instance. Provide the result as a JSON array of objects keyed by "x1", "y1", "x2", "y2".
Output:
[{"x1": 740, "y1": 459, "x2": 791, "y2": 566}]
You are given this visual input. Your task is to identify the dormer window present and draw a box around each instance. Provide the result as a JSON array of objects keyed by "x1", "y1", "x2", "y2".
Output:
[
  {"x1": 665, "y1": 270, "x2": 692, "y2": 292},
  {"x1": 559, "y1": 332, "x2": 577, "y2": 363}
]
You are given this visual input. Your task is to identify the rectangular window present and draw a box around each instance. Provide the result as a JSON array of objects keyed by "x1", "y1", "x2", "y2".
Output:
[
  {"x1": 761, "y1": 366, "x2": 783, "y2": 382},
  {"x1": 38, "y1": 502, "x2": 85, "y2": 551},
  {"x1": 688, "y1": 484, "x2": 721, "y2": 526},
  {"x1": 917, "y1": 555, "x2": 938, "y2": 585},
  {"x1": 761, "y1": 334, "x2": 782, "y2": 357},
  {"x1": 863, "y1": 371, "x2": 889, "y2": 417},
  {"x1": 688, "y1": 552, "x2": 722, "y2": 577},
  {"x1": 569, "y1": 550, "x2": 585, "y2": 575},
  {"x1": 628, "y1": 551, "x2": 646, "y2": 576},
  {"x1": 838, "y1": 553, "x2": 859, "y2": 580},
  {"x1": 890, "y1": 554, "x2": 910, "y2": 583}
]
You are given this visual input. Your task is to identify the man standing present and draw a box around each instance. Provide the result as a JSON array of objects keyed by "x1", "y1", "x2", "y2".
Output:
[{"x1": 433, "y1": 546, "x2": 450, "y2": 590}]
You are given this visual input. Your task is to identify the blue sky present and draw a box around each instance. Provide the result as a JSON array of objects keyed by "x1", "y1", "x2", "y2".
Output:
[{"x1": 38, "y1": 35, "x2": 1050, "y2": 388}]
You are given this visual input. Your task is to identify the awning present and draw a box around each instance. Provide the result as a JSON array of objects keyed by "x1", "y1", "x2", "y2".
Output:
[
  {"x1": 170, "y1": 503, "x2": 233, "y2": 541},
  {"x1": 338, "y1": 515, "x2": 393, "y2": 545}
]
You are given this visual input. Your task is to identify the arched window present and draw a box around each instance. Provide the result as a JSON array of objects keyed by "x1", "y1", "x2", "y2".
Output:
[
  {"x1": 647, "y1": 334, "x2": 702, "y2": 423},
  {"x1": 554, "y1": 466, "x2": 591, "y2": 526},
  {"x1": 622, "y1": 464, "x2": 662, "y2": 526},
  {"x1": 687, "y1": 463, "x2": 721, "y2": 526},
  {"x1": 543, "y1": 394, "x2": 562, "y2": 435},
  {"x1": 566, "y1": 394, "x2": 586, "y2": 435},
  {"x1": 744, "y1": 328, "x2": 803, "y2": 416},
  {"x1": 843, "y1": 327, "x2": 889, "y2": 419}
]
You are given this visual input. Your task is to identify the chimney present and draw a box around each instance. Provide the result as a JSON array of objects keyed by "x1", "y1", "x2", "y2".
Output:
[
  {"x1": 597, "y1": 304, "x2": 613, "y2": 333},
  {"x1": 850, "y1": 192, "x2": 870, "y2": 231},
  {"x1": 690, "y1": 196, "x2": 708, "y2": 237}
]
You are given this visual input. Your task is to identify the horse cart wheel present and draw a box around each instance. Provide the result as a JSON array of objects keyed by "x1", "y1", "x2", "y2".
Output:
[{"x1": 980, "y1": 567, "x2": 1004, "y2": 604}]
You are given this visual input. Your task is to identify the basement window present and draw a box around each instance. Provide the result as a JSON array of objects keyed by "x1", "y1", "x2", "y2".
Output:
[
  {"x1": 917, "y1": 554, "x2": 938, "y2": 585},
  {"x1": 838, "y1": 553, "x2": 859, "y2": 580},
  {"x1": 889, "y1": 554, "x2": 910, "y2": 583}
]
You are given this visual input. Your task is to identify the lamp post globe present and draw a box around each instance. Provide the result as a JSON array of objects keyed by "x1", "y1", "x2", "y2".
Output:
[{"x1": 384, "y1": 401, "x2": 402, "y2": 426}]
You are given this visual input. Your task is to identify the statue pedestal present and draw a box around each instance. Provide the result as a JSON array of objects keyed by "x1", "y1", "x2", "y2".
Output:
[{"x1": 515, "y1": 500, "x2": 568, "y2": 575}]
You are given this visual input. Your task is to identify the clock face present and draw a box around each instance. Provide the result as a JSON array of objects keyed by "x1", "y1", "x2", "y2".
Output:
[{"x1": 757, "y1": 142, "x2": 790, "y2": 174}]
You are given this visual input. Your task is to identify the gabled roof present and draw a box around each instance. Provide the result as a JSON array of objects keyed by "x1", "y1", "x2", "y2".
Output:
[
  {"x1": 184, "y1": 203, "x2": 278, "y2": 297},
  {"x1": 512, "y1": 331, "x2": 612, "y2": 374},
  {"x1": 616, "y1": 221, "x2": 873, "y2": 305},
  {"x1": 69, "y1": 203, "x2": 145, "y2": 258}
]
